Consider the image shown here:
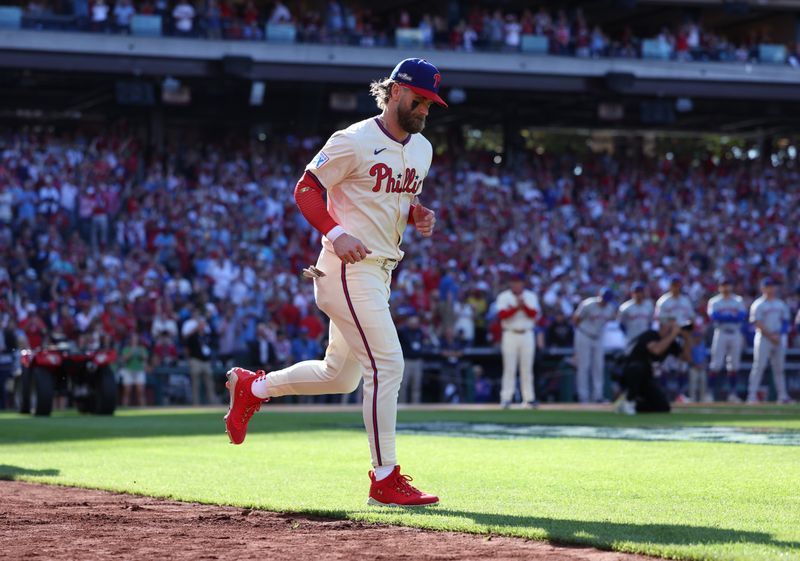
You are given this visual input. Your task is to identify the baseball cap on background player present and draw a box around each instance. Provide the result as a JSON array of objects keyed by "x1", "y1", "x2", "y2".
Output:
[
  {"x1": 600, "y1": 287, "x2": 614, "y2": 302},
  {"x1": 631, "y1": 282, "x2": 645, "y2": 292},
  {"x1": 390, "y1": 58, "x2": 448, "y2": 108},
  {"x1": 669, "y1": 274, "x2": 683, "y2": 284},
  {"x1": 760, "y1": 276, "x2": 778, "y2": 287},
  {"x1": 509, "y1": 272, "x2": 525, "y2": 283}
]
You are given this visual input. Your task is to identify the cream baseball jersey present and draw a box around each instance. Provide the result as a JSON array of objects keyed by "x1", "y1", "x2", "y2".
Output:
[
  {"x1": 305, "y1": 116, "x2": 433, "y2": 261},
  {"x1": 496, "y1": 289, "x2": 541, "y2": 331}
]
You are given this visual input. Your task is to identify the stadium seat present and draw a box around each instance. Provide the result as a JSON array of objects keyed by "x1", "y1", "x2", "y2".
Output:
[
  {"x1": 520, "y1": 34, "x2": 549, "y2": 54},
  {"x1": 395, "y1": 28, "x2": 424, "y2": 49},
  {"x1": 758, "y1": 44, "x2": 786, "y2": 64},
  {"x1": 131, "y1": 15, "x2": 162, "y2": 37},
  {"x1": 265, "y1": 23, "x2": 296, "y2": 43},
  {"x1": 642, "y1": 39, "x2": 672, "y2": 60},
  {"x1": 0, "y1": 6, "x2": 22, "y2": 30}
]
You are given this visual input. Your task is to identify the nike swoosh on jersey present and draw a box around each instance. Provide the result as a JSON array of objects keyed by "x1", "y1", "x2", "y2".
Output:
[{"x1": 374, "y1": 148, "x2": 387, "y2": 155}]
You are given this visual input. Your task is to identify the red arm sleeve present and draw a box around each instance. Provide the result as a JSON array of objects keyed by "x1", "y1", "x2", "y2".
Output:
[
  {"x1": 294, "y1": 171, "x2": 339, "y2": 236},
  {"x1": 521, "y1": 305, "x2": 538, "y2": 319},
  {"x1": 407, "y1": 204, "x2": 417, "y2": 226},
  {"x1": 498, "y1": 307, "x2": 519, "y2": 320}
]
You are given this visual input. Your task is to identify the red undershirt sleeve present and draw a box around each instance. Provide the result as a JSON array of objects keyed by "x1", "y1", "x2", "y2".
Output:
[
  {"x1": 294, "y1": 171, "x2": 339, "y2": 237},
  {"x1": 408, "y1": 204, "x2": 417, "y2": 226},
  {"x1": 498, "y1": 307, "x2": 519, "y2": 320}
]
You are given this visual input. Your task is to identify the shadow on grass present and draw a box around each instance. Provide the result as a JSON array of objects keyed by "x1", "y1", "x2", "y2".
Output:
[
  {"x1": 419, "y1": 508, "x2": 800, "y2": 552},
  {"x1": 0, "y1": 464, "x2": 60, "y2": 480},
  {"x1": 0, "y1": 411, "x2": 366, "y2": 444}
]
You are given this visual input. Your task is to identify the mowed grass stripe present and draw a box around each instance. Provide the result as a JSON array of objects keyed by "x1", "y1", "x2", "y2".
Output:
[{"x1": 1, "y1": 408, "x2": 799, "y2": 561}]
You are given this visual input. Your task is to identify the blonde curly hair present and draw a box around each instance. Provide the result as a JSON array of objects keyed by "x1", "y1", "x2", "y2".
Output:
[{"x1": 369, "y1": 77, "x2": 396, "y2": 110}]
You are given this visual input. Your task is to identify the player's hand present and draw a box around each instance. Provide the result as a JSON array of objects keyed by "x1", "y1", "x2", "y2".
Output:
[
  {"x1": 412, "y1": 201, "x2": 436, "y2": 237},
  {"x1": 332, "y1": 233, "x2": 372, "y2": 264}
]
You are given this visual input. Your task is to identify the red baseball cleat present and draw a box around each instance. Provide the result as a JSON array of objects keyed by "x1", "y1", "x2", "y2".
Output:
[
  {"x1": 367, "y1": 466, "x2": 439, "y2": 507},
  {"x1": 224, "y1": 367, "x2": 268, "y2": 445}
]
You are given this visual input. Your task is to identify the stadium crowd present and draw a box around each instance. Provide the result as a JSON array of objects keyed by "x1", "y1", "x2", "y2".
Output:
[
  {"x1": 1, "y1": 127, "x2": 799, "y2": 407},
  {"x1": 17, "y1": 0, "x2": 800, "y2": 65}
]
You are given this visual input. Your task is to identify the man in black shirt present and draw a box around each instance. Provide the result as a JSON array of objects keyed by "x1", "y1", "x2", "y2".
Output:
[
  {"x1": 616, "y1": 316, "x2": 692, "y2": 414},
  {"x1": 545, "y1": 311, "x2": 574, "y2": 348}
]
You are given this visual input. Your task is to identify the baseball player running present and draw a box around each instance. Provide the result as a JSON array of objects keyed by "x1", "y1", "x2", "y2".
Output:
[
  {"x1": 747, "y1": 277, "x2": 792, "y2": 403},
  {"x1": 706, "y1": 278, "x2": 746, "y2": 402},
  {"x1": 617, "y1": 282, "x2": 654, "y2": 344},
  {"x1": 224, "y1": 58, "x2": 447, "y2": 506},
  {"x1": 573, "y1": 288, "x2": 616, "y2": 402},
  {"x1": 495, "y1": 273, "x2": 541, "y2": 408}
]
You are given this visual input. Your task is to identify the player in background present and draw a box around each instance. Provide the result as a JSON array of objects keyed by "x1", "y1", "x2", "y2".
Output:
[
  {"x1": 655, "y1": 275, "x2": 695, "y2": 327},
  {"x1": 654, "y1": 274, "x2": 695, "y2": 398},
  {"x1": 747, "y1": 277, "x2": 793, "y2": 404},
  {"x1": 224, "y1": 58, "x2": 447, "y2": 506},
  {"x1": 495, "y1": 273, "x2": 541, "y2": 408},
  {"x1": 573, "y1": 288, "x2": 616, "y2": 403},
  {"x1": 706, "y1": 278, "x2": 747, "y2": 402},
  {"x1": 617, "y1": 282, "x2": 654, "y2": 344}
]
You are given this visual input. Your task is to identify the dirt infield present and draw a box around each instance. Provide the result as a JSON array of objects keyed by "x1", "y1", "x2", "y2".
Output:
[{"x1": 0, "y1": 481, "x2": 662, "y2": 561}]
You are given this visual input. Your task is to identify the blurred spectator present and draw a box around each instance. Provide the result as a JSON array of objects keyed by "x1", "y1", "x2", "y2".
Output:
[
  {"x1": 269, "y1": 0, "x2": 291, "y2": 24},
  {"x1": 290, "y1": 326, "x2": 322, "y2": 363},
  {"x1": 472, "y1": 364, "x2": 492, "y2": 403},
  {"x1": 173, "y1": 0, "x2": 196, "y2": 36},
  {"x1": 248, "y1": 322, "x2": 277, "y2": 371},
  {"x1": 438, "y1": 326, "x2": 466, "y2": 402},
  {"x1": 119, "y1": 332, "x2": 148, "y2": 406},
  {"x1": 205, "y1": 0, "x2": 223, "y2": 39},
  {"x1": 90, "y1": 0, "x2": 110, "y2": 32},
  {"x1": 0, "y1": 322, "x2": 18, "y2": 410},
  {"x1": 545, "y1": 310, "x2": 574, "y2": 348},
  {"x1": 181, "y1": 307, "x2": 216, "y2": 405},
  {"x1": 113, "y1": 0, "x2": 135, "y2": 33},
  {"x1": 398, "y1": 315, "x2": 427, "y2": 404}
]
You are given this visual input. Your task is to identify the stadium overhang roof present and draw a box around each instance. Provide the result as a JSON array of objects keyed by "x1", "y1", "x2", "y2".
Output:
[{"x1": 2, "y1": 30, "x2": 800, "y2": 101}]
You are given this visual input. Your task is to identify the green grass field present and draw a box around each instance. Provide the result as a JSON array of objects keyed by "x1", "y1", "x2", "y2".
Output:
[{"x1": 1, "y1": 405, "x2": 799, "y2": 561}]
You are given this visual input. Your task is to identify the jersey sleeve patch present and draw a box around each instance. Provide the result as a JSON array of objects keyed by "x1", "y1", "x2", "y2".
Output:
[{"x1": 311, "y1": 151, "x2": 330, "y2": 169}]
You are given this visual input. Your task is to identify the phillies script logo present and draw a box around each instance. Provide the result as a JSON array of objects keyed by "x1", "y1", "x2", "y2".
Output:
[{"x1": 370, "y1": 163, "x2": 421, "y2": 194}]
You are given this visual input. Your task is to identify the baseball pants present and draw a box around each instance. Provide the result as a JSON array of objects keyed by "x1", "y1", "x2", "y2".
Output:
[
  {"x1": 500, "y1": 330, "x2": 535, "y2": 403},
  {"x1": 747, "y1": 332, "x2": 789, "y2": 402},
  {"x1": 575, "y1": 330, "x2": 604, "y2": 402},
  {"x1": 263, "y1": 249, "x2": 402, "y2": 468},
  {"x1": 709, "y1": 329, "x2": 743, "y2": 373}
]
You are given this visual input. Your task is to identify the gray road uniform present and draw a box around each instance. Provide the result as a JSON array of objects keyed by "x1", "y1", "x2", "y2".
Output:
[
  {"x1": 617, "y1": 299, "x2": 654, "y2": 344},
  {"x1": 747, "y1": 297, "x2": 791, "y2": 402},
  {"x1": 707, "y1": 294, "x2": 747, "y2": 374},
  {"x1": 574, "y1": 297, "x2": 616, "y2": 402},
  {"x1": 655, "y1": 292, "x2": 694, "y2": 327}
]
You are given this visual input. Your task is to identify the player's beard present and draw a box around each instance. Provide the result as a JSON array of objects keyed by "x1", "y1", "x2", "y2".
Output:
[{"x1": 396, "y1": 102, "x2": 426, "y2": 134}]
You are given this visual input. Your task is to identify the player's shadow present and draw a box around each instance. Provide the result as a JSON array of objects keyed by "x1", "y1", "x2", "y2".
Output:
[
  {"x1": 424, "y1": 508, "x2": 800, "y2": 551},
  {"x1": 0, "y1": 465, "x2": 60, "y2": 480}
]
